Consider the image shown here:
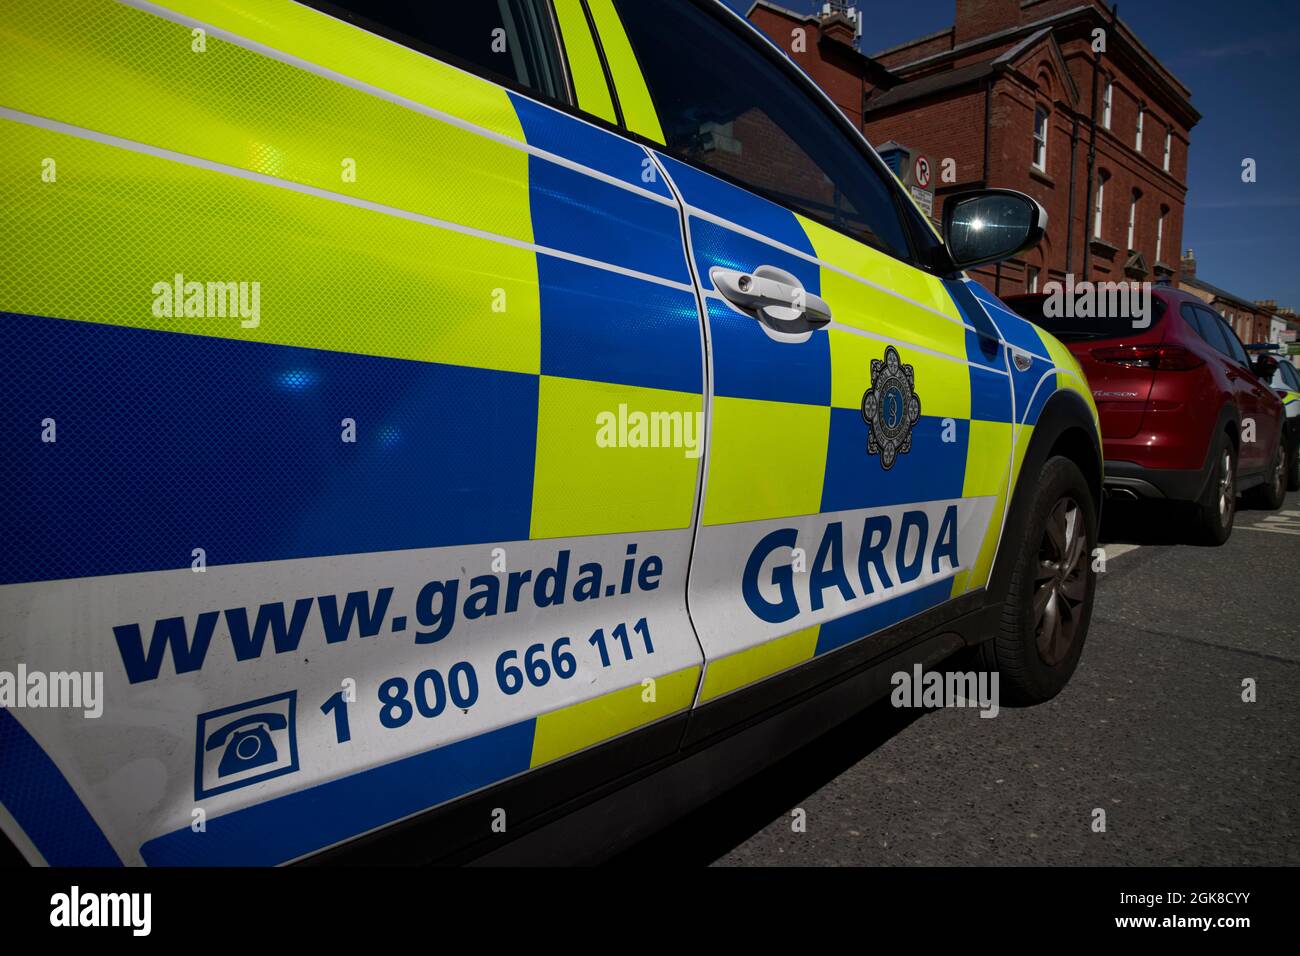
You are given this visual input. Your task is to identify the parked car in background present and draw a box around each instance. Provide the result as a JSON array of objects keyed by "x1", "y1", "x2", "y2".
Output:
[
  {"x1": 1004, "y1": 286, "x2": 1287, "y2": 544},
  {"x1": 1246, "y1": 344, "x2": 1300, "y2": 491}
]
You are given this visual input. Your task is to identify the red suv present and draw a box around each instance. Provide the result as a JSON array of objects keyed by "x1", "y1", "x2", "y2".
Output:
[{"x1": 1004, "y1": 286, "x2": 1288, "y2": 544}]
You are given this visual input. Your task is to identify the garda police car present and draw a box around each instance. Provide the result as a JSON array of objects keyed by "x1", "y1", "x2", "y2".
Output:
[
  {"x1": 0, "y1": 0, "x2": 1102, "y2": 865},
  {"x1": 1249, "y1": 344, "x2": 1300, "y2": 491}
]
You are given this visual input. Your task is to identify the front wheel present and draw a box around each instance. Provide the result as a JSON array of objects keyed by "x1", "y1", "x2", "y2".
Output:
[{"x1": 977, "y1": 456, "x2": 1097, "y2": 706}]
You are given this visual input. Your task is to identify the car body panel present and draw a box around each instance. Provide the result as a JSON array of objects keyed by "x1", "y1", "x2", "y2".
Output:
[{"x1": 0, "y1": 0, "x2": 1101, "y2": 865}]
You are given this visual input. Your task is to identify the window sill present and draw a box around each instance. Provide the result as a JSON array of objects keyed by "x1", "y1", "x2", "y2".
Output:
[
  {"x1": 1029, "y1": 166, "x2": 1054, "y2": 186},
  {"x1": 1089, "y1": 237, "x2": 1120, "y2": 258}
]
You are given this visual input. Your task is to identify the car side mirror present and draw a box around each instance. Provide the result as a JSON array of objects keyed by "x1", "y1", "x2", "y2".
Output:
[{"x1": 942, "y1": 189, "x2": 1048, "y2": 271}]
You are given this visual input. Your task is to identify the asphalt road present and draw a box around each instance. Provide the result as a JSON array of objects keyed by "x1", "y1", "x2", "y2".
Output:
[{"x1": 616, "y1": 491, "x2": 1300, "y2": 866}]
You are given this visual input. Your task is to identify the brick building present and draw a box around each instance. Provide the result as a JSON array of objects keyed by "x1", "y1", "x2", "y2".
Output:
[
  {"x1": 747, "y1": 1, "x2": 1200, "y2": 296},
  {"x1": 1179, "y1": 249, "x2": 1300, "y2": 360}
]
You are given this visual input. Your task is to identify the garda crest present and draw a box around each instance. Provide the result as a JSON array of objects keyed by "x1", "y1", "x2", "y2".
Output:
[{"x1": 861, "y1": 346, "x2": 921, "y2": 470}]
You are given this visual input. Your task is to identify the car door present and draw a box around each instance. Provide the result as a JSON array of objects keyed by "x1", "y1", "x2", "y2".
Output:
[
  {"x1": 0, "y1": 0, "x2": 706, "y2": 865},
  {"x1": 1195, "y1": 306, "x2": 1268, "y2": 472},
  {"x1": 609, "y1": 0, "x2": 1016, "y2": 711},
  {"x1": 1216, "y1": 316, "x2": 1282, "y2": 471}
]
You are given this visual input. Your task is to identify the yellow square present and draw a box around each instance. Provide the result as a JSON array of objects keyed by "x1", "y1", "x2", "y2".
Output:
[
  {"x1": 703, "y1": 396, "x2": 829, "y2": 525},
  {"x1": 530, "y1": 376, "x2": 701, "y2": 538},
  {"x1": 700, "y1": 626, "x2": 820, "y2": 702},
  {"x1": 828, "y1": 328, "x2": 971, "y2": 421}
]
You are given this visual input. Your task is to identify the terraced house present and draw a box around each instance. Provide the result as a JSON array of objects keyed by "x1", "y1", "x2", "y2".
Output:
[{"x1": 747, "y1": 0, "x2": 1200, "y2": 297}]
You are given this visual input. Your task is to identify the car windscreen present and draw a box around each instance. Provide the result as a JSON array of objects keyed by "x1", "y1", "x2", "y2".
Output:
[{"x1": 1002, "y1": 292, "x2": 1166, "y2": 341}]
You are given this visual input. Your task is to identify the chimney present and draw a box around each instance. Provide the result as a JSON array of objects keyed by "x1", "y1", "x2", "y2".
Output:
[
  {"x1": 1255, "y1": 299, "x2": 1277, "y2": 310},
  {"x1": 1181, "y1": 248, "x2": 1196, "y2": 279},
  {"x1": 817, "y1": 3, "x2": 860, "y2": 46},
  {"x1": 954, "y1": 0, "x2": 1022, "y2": 46}
]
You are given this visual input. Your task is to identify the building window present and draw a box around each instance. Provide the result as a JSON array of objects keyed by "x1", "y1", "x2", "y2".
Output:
[
  {"x1": 1127, "y1": 191, "x2": 1140, "y2": 251},
  {"x1": 1093, "y1": 176, "x2": 1106, "y2": 239},
  {"x1": 1163, "y1": 127, "x2": 1172, "y2": 171},
  {"x1": 1102, "y1": 78, "x2": 1113, "y2": 129},
  {"x1": 1032, "y1": 106, "x2": 1049, "y2": 170},
  {"x1": 1155, "y1": 207, "x2": 1167, "y2": 263},
  {"x1": 1027, "y1": 265, "x2": 1040, "y2": 293},
  {"x1": 1135, "y1": 107, "x2": 1144, "y2": 152}
]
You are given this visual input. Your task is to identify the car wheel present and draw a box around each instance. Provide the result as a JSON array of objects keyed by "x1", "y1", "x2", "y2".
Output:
[
  {"x1": 1190, "y1": 432, "x2": 1236, "y2": 545},
  {"x1": 1247, "y1": 437, "x2": 1287, "y2": 510},
  {"x1": 1286, "y1": 432, "x2": 1300, "y2": 492},
  {"x1": 976, "y1": 456, "x2": 1096, "y2": 706}
]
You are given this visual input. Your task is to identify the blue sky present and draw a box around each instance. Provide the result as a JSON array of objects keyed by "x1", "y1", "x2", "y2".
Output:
[{"x1": 721, "y1": 0, "x2": 1299, "y2": 309}]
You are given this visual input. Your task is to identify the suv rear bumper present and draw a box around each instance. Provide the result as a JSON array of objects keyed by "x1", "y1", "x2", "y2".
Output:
[{"x1": 1103, "y1": 457, "x2": 1212, "y2": 503}]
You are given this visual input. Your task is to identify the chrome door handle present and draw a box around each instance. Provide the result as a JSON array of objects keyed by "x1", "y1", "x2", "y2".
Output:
[{"x1": 711, "y1": 265, "x2": 831, "y2": 334}]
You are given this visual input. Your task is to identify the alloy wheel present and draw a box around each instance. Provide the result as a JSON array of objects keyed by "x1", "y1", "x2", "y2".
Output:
[
  {"x1": 1033, "y1": 497, "x2": 1088, "y2": 666},
  {"x1": 1218, "y1": 449, "x2": 1234, "y2": 525}
]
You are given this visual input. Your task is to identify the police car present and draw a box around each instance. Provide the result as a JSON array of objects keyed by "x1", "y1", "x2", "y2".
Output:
[
  {"x1": 0, "y1": 0, "x2": 1101, "y2": 865},
  {"x1": 1247, "y1": 344, "x2": 1300, "y2": 491}
]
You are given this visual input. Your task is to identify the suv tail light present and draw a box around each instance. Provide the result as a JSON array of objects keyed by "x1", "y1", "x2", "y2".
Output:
[{"x1": 1091, "y1": 345, "x2": 1204, "y2": 371}]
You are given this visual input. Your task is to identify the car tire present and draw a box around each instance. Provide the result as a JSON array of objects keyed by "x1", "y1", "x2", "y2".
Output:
[
  {"x1": 1190, "y1": 432, "x2": 1236, "y2": 546},
  {"x1": 1247, "y1": 437, "x2": 1288, "y2": 511},
  {"x1": 976, "y1": 455, "x2": 1097, "y2": 706},
  {"x1": 1285, "y1": 432, "x2": 1300, "y2": 493}
]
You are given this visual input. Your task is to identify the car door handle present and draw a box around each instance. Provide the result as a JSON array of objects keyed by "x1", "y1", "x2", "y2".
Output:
[{"x1": 711, "y1": 265, "x2": 831, "y2": 334}]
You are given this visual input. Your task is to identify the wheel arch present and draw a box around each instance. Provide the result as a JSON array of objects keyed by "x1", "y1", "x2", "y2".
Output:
[{"x1": 983, "y1": 389, "x2": 1102, "y2": 614}]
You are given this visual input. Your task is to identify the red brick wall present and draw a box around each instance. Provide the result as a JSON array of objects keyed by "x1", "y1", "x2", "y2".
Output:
[
  {"x1": 866, "y1": 88, "x2": 989, "y2": 190},
  {"x1": 954, "y1": 0, "x2": 1020, "y2": 46},
  {"x1": 873, "y1": 32, "x2": 955, "y2": 70}
]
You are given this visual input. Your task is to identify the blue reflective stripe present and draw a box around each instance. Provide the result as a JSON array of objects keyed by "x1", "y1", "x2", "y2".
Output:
[
  {"x1": 539, "y1": 256, "x2": 702, "y2": 393},
  {"x1": 971, "y1": 363, "x2": 1014, "y2": 423},
  {"x1": 1019, "y1": 361, "x2": 1057, "y2": 426},
  {"x1": 508, "y1": 92, "x2": 672, "y2": 198},
  {"x1": 707, "y1": 298, "x2": 830, "y2": 406},
  {"x1": 140, "y1": 719, "x2": 536, "y2": 865},
  {"x1": 0, "y1": 709, "x2": 122, "y2": 865},
  {"x1": 690, "y1": 218, "x2": 821, "y2": 295},
  {"x1": 656, "y1": 152, "x2": 818, "y2": 260},
  {"x1": 0, "y1": 313, "x2": 538, "y2": 585},
  {"x1": 944, "y1": 278, "x2": 1001, "y2": 364},
  {"x1": 965, "y1": 281, "x2": 1049, "y2": 360},
  {"x1": 527, "y1": 156, "x2": 690, "y2": 284},
  {"x1": 815, "y1": 578, "x2": 953, "y2": 656},
  {"x1": 821, "y1": 412, "x2": 968, "y2": 512}
]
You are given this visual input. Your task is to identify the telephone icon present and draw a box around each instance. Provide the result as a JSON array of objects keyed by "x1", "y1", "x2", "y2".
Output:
[
  {"x1": 194, "y1": 691, "x2": 299, "y2": 799},
  {"x1": 206, "y1": 712, "x2": 288, "y2": 778}
]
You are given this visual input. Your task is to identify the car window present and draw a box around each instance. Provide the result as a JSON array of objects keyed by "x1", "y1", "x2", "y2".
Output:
[
  {"x1": 1007, "y1": 294, "x2": 1165, "y2": 342},
  {"x1": 311, "y1": 0, "x2": 567, "y2": 102},
  {"x1": 1276, "y1": 360, "x2": 1300, "y2": 390},
  {"x1": 1181, "y1": 302, "x2": 1226, "y2": 353},
  {"x1": 1209, "y1": 311, "x2": 1251, "y2": 366},
  {"x1": 613, "y1": 0, "x2": 913, "y2": 261}
]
